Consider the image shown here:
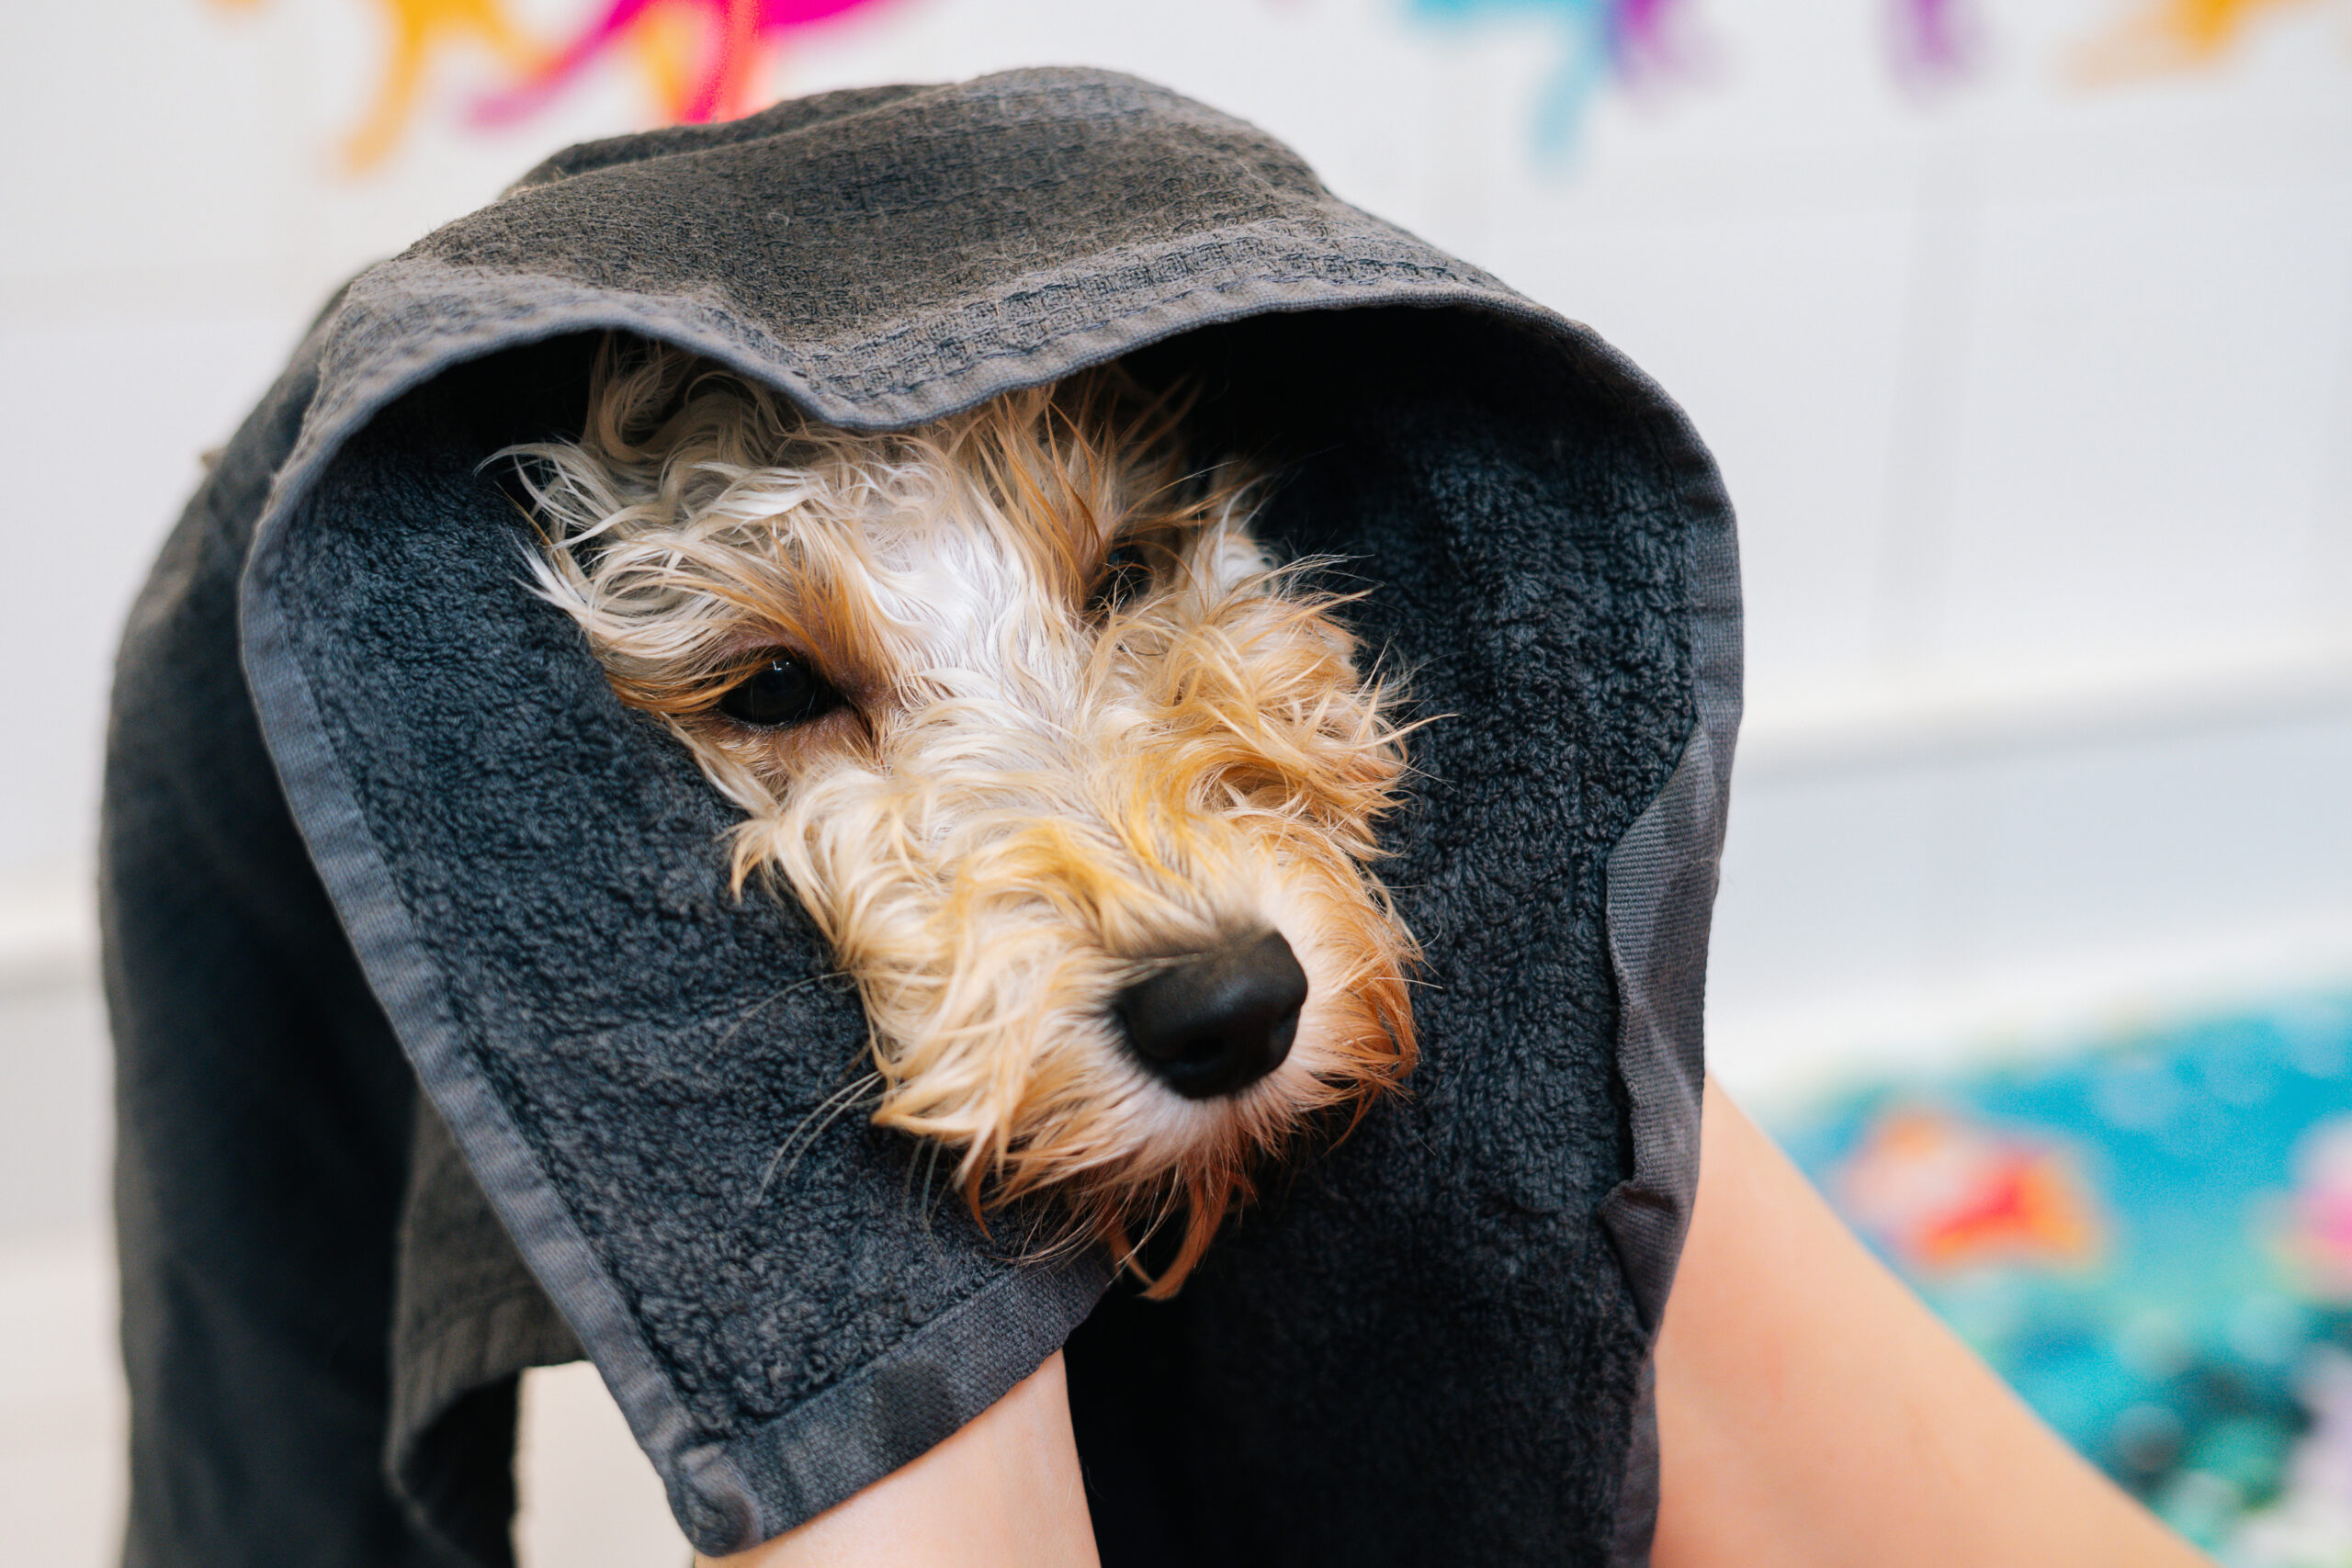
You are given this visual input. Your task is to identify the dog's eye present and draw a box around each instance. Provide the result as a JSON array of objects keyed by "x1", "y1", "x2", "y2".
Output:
[
  {"x1": 716, "y1": 652, "x2": 842, "y2": 728},
  {"x1": 1093, "y1": 542, "x2": 1154, "y2": 613}
]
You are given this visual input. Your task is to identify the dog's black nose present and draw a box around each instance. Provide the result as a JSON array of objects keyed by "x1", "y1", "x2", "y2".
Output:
[{"x1": 1116, "y1": 931, "x2": 1308, "y2": 1100}]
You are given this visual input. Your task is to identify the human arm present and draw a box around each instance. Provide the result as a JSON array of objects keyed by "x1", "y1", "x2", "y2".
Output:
[
  {"x1": 694, "y1": 1349, "x2": 1098, "y2": 1568},
  {"x1": 702, "y1": 1077, "x2": 2210, "y2": 1567},
  {"x1": 1652, "y1": 1077, "x2": 2211, "y2": 1567}
]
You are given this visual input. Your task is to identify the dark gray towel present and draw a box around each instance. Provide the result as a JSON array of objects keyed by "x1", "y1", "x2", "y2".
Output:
[{"x1": 104, "y1": 66, "x2": 1739, "y2": 1567}]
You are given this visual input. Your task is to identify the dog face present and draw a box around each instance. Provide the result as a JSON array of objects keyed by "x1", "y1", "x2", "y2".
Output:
[{"x1": 508, "y1": 339, "x2": 1417, "y2": 1292}]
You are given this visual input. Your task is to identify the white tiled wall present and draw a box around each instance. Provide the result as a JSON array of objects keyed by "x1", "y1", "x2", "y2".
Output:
[{"x1": 2, "y1": 1, "x2": 2347, "y2": 1559}]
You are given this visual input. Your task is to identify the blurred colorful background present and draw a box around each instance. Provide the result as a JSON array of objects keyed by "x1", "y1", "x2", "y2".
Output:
[
  {"x1": 1, "y1": 0, "x2": 2347, "y2": 1562},
  {"x1": 1781, "y1": 993, "x2": 2352, "y2": 1561}
]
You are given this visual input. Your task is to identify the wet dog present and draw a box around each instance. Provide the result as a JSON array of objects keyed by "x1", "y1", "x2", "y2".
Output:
[{"x1": 507, "y1": 337, "x2": 1417, "y2": 1292}]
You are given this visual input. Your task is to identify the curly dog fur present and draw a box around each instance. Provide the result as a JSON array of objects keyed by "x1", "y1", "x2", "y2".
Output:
[{"x1": 506, "y1": 337, "x2": 1419, "y2": 1292}]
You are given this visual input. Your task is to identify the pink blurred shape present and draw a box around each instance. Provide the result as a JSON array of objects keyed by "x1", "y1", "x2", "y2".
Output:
[
  {"x1": 476, "y1": 0, "x2": 892, "y2": 128},
  {"x1": 2287, "y1": 1115, "x2": 2352, "y2": 1300},
  {"x1": 1890, "y1": 0, "x2": 1982, "y2": 88},
  {"x1": 1611, "y1": 0, "x2": 1689, "y2": 80}
]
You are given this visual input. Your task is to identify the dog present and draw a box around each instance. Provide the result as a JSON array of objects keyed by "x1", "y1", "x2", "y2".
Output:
[{"x1": 503, "y1": 336, "x2": 1419, "y2": 1292}]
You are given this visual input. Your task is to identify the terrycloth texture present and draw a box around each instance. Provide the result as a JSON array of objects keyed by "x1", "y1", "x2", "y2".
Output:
[
  {"x1": 105, "y1": 67, "x2": 1740, "y2": 1567},
  {"x1": 1063, "y1": 311, "x2": 1739, "y2": 1566},
  {"x1": 390, "y1": 1103, "x2": 586, "y2": 1566},
  {"x1": 107, "y1": 339, "x2": 447, "y2": 1568}
]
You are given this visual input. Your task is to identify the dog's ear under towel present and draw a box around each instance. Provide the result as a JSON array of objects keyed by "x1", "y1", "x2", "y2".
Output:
[{"x1": 104, "y1": 68, "x2": 1738, "y2": 1568}]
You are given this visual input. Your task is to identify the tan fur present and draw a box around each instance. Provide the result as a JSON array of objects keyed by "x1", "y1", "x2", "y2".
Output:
[{"x1": 504, "y1": 336, "x2": 1418, "y2": 1293}]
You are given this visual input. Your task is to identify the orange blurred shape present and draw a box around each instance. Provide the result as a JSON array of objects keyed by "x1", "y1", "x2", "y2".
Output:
[
  {"x1": 1914, "y1": 1152, "x2": 2100, "y2": 1268},
  {"x1": 1837, "y1": 1107, "x2": 2103, "y2": 1273},
  {"x1": 2075, "y1": 0, "x2": 2321, "y2": 83},
  {"x1": 628, "y1": 3, "x2": 707, "y2": 119},
  {"x1": 209, "y1": 0, "x2": 545, "y2": 172}
]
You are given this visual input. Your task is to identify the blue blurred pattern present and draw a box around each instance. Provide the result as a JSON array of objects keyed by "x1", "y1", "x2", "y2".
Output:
[{"x1": 1405, "y1": 0, "x2": 1657, "y2": 149}]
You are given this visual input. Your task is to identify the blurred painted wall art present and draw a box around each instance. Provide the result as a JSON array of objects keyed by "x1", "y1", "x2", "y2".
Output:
[
  {"x1": 205, "y1": 0, "x2": 2352, "y2": 173},
  {"x1": 476, "y1": 0, "x2": 906, "y2": 132},
  {"x1": 2076, "y1": 0, "x2": 2341, "y2": 81},
  {"x1": 1402, "y1": 0, "x2": 1706, "y2": 147},
  {"x1": 215, "y1": 0, "x2": 906, "y2": 168}
]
